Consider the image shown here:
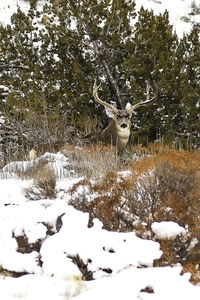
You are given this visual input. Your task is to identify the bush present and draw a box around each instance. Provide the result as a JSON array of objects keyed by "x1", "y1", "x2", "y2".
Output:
[
  {"x1": 26, "y1": 163, "x2": 56, "y2": 199},
  {"x1": 70, "y1": 147, "x2": 200, "y2": 283}
]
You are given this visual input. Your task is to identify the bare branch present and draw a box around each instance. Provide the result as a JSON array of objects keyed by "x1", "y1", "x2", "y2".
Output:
[
  {"x1": 92, "y1": 41, "x2": 123, "y2": 109},
  {"x1": 145, "y1": 79, "x2": 151, "y2": 100}
]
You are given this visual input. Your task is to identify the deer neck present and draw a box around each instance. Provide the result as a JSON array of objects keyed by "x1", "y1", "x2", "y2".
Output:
[
  {"x1": 116, "y1": 124, "x2": 130, "y2": 150},
  {"x1": 104, "y1": 120, "x2": 130, "y2": 150}
]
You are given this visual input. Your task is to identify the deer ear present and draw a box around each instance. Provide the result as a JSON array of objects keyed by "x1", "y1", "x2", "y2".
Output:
[
  {"x1": 125, "y1": 103, "x2": 132, "y2": 110},
  {"x1": 125, "y1": 103, "x2": 133, "y2": 117},
  {"x1": 105, "y1": 107, "x2": 115, "y2": 119}
]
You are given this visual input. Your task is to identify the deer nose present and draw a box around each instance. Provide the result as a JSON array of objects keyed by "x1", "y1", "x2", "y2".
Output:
[{"x1": 121, "y1": 123, "x2": 127, "y2": 129}]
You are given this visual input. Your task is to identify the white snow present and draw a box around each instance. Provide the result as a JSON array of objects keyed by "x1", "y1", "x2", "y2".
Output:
[
  {"x1": 75, "y1": 266, "x2": 200, "y2": 300},
  {"x1": 1, "y1": 152, "x2": 74, "y2": 179},
  {"x1": 0, "y1": 179, "x2": 32, "y2": 204},
  {"x1": 0, "y1": 0, "x2": 46, "y2": 26},
  {"x1": 152, "y1": 221, "x2": 187, "y2": 239},
  {"x1": 40, "y1": 210, "x2": 162, "y2": 279},
  {"x1": 0, "y1": 0, "x2": 29, "y2": 26}
]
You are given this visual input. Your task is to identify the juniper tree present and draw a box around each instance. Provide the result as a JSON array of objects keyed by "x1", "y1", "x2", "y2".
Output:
[
  {"x1": 177, "y1": 25, "x2": 200, "y2": 147},
  {"x1": 123, "y1": 8, "x2": 180, "y2": 142}
]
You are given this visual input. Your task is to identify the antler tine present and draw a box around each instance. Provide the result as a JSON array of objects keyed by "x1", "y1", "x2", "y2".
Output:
[
  {"x1": 93, "y1": 79, "x2": 118, "y2": 113},
  {"x1": 128, "y1": 97, "x2": 155, "y2": 113},
  {"x1": 128, "y1": 80, "x2": 155, "y2": 113}
]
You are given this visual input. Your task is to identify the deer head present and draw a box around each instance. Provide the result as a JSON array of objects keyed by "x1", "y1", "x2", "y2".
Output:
[{"x1": 92, "y1": 80, "x2": 155, "y2": 151}]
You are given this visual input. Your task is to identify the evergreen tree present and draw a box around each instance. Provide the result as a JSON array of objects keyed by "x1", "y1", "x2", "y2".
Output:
[
  {"x1": 177, "y1": 25, "x2": 200, "y2": 147},
  {"x1": 123, "y1": 8, "x2": 180, "y2": 142},
  {"x1": 1, "y1": 0, "x2": 200, "y2": 160}
]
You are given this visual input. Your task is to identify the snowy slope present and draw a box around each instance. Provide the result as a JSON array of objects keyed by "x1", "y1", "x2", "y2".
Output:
[
  {"x1": 1, "y1": 0, "x2": 200, "y2": 37},
  {"x1": 0, "y1": 153, "x2": 200, "y2": 299},
  {"x1": 135, "y1": 0, "x2": 200, "y2": 37}
]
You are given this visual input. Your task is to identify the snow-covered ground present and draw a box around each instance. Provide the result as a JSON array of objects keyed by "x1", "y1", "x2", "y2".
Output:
[
  {"x1": 0, "y1": 152, "x2": 200, "y2": 299},
  {"x1": 1, "y1": 0, "x2": 200, "y2": 37}
]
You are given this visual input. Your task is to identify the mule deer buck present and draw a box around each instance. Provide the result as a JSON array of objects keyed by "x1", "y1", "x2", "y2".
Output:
[{"x1": 89, "y1": 80, "x2": 156, "y2": 151}]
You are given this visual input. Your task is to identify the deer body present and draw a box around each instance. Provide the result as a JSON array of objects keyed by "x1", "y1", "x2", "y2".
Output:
[{"x1": 90, "y1": 80, "x2": 155, "y2": 151}]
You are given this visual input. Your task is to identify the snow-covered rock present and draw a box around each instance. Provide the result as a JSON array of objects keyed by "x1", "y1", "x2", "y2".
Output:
[
  {"x1": 152, "y1": 221, "x2": 187, "y2": 239},
  {"x1": 40, "y1": 207, "x2": 162, "y2": 279}
]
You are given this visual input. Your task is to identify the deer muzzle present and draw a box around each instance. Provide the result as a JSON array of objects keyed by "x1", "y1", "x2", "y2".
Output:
[{"x1": 121, "y1": 123, "x2": 128, "y2": 129}]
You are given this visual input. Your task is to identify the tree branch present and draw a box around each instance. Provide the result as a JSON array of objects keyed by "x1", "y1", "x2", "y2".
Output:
[
  {"x1": 93, "y1": 41, "x2": 123, "y2": 109},
  {"x1": 0, "y1": 64, "x2": 28, "y2": 70}
]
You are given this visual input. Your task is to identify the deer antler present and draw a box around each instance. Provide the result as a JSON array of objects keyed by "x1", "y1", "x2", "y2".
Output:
[
  {"x1": 88, "y1": 79, "x2": 157, "y2": 151},
  {"x1": 93, "y1": 79, "x2": 118, "y2": 113},
  {"x1": 127, "y1": 80, "x2": 155, "y2": 113},
  {"x1": 128, "y1": 97, "x2": 155, "y2": 113}
]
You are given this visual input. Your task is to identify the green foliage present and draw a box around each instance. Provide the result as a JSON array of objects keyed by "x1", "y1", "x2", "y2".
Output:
[{"x1": 0, "y1": 1, "x2": 200, "y2": 160}]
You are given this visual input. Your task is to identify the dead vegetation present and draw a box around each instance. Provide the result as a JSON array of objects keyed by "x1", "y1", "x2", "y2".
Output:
[
  {"x1": 25, "y1": 161, "x2": 57, "y2": 199},
  {"x1": 61, "y1": 144, "x2": 120, "y2": 179}
]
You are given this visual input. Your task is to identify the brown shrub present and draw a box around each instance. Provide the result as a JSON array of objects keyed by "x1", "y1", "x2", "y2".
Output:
[
  {"x1": 70, "y1": 147, "x2": 200, "y2": 283},
  {"x1": 26, "y1": 163, "x2": 56, "y2": 199},
  {"x1": 181, "y1": 262, "x2": 200, "y2": 285},
  {"x1": 70, "y1": 147, "x2": 200, "y2": 232},
  {"x1": 130, "y1": 148, "x2": 200, "y2": 283},
  {"x1": 34, "y1": 165, "x2": 56, "y2": 198},
  {"x1": 70, "y1": 171, "x2": 136, "y2": 231}
]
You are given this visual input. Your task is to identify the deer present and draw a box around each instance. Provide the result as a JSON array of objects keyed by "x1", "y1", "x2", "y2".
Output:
[{"x1": 89, "y1": 79, "x2": 156, "y2": 151}]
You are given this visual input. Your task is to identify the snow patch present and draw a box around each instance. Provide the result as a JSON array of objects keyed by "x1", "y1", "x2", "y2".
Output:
[{"x1": 152, "y1": 221, "x2": 187, "y2": 239}]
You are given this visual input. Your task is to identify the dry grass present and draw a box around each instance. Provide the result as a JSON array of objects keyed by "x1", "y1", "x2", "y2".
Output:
[
  {"x1": 25, "y1": 163, "x2": 56, "y2": 199},
  {"x1": 34, "y1": 164, "x2": 56, "y2": 198},
  {"x1": 60, "y1": 143, "x2": 160, "y2": 180},
  {"x1": 61, "y1": 144, "x2": 120, "y2": 180}
]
